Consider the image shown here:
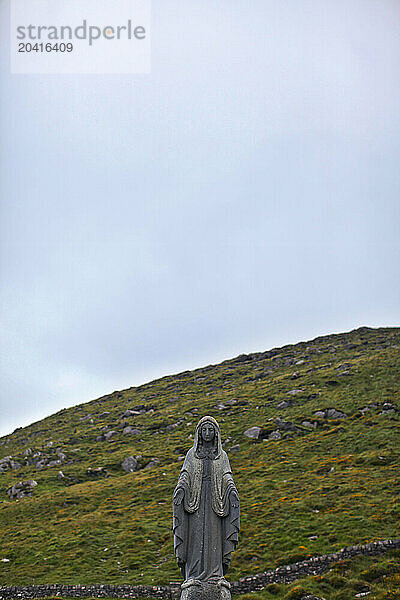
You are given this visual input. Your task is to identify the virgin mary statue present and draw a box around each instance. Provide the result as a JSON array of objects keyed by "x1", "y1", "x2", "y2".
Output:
[{"x1": 173, "y1": 416, "x2": 240, "y2": 588}]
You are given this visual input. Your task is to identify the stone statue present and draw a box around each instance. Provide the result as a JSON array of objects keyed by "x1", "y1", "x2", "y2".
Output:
[{"x1": 173, "y1": 416, "x2": 240, "y2": 600}]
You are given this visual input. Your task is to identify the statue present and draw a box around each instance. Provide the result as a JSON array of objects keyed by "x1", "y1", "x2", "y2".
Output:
[{"x1": 173, "y1": 416, "x2": 240, "y2": 600}]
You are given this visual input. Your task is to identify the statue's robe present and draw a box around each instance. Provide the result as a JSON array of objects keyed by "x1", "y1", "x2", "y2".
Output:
[{"x1": 173, "y1": 417, "x2": 240, "y2": 583}]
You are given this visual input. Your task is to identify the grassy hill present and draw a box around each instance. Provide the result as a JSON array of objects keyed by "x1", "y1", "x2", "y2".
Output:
[{"x1": 0, "y1": 326, "x2": 399, "y2": 599}]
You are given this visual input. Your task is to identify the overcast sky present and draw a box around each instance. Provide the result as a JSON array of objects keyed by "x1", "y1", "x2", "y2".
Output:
[{"x1": 0, "y1": 0, "x2": 399, "y2": 438}]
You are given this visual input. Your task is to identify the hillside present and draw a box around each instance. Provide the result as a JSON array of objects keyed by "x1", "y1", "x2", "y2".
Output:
[{"x1": 0, "y1": 326, "x2": 399, "y2": 599}]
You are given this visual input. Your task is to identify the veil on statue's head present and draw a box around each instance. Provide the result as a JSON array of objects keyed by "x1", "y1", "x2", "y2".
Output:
[{"x1": 193, "y1": 415, "x2": 223, "y2": 459}]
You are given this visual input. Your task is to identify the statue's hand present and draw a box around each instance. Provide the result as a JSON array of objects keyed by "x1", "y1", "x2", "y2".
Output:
[
  {"x1": 173, "y1": 487, "x2": 184, "y2": 505},
  {"x1": 177, "y1": 558, "x2": 185, "y2": 578}
]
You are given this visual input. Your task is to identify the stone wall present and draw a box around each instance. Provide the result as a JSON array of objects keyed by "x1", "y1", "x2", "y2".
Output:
[
  {"x1": 0, "y1": 539, "x2": 399, "y2": 600},
  {"x1": 231, "y1": 539, "x2": 400, "y2": 595}
]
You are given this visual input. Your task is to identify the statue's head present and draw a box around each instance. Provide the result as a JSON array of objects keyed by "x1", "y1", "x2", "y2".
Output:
[
  {"x1": 200, "y1": 421, "x2": 215, "y2": 442},
  {"x1": 194, "y1": 416, "x2": 221, "y2": 458}
]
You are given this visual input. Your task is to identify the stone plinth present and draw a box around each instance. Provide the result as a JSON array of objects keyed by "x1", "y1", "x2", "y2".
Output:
[{"x1": 180, "y1": 579, "x2": 231, "y2": 600}]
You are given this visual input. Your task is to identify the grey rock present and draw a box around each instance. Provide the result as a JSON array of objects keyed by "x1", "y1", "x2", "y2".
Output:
[
  {"x1": 166, "y1": 423, "x2": 178, "y2": 431},
  {"x1": 277, "y1": 401, "x2": 291, "y2": 409},
  {"x1": 121, "y1": 456, "x2": 138, "y2": 473},
  {"x1": 79, "y1": 414, "x2": 93, "y2": 421},
  {"x1": 87, "y1": 467, "x2": 108, "y2": 477},
  {"x1": 0, "y1": 456, "x2": 21, "y2": 472},
  {"x1": 229, "y1": 445, "x2": 240, "y2": 452},
  {"x1": 104, "y1": 430, "x2": 117, "y2": 440},
  {"x1": 268, "y1": 430, "x2": 281, "y2": 440},
  {"x1": 47, "y1": 460, "x2": 62, "y2": 468},
  {"x1": 144, "y1": 457, "x2": 159, "y2": 469},
  {"x1": 326, "y1": 408, "x2": 347, "y2": 419},
  {"x1": 314, "y1": 411, "x2": 326, "y2": 418},
  {"x1": 382, "y1": 402, "x2": 395, "y2": 410},
  {"x1": 7, "y1": 480, "x2": 37, "y2": 500},
  {"x1": 123, "y1": 426, "x2": 142, "y2": 436},
  {"x1": 57, "y1": 471, "x2": 65, "y2": 479},
  {"x1": 274, "y1": 417, "x2": 299, "y2": 432},
  {"x1": 225, "y1": 398, "x2": 237, "y2": 406},
  {"x1": 243, "y1": 426, "x2": 261, "y2": 439},
  {"x1": 35, "y1": 460, "x2": 49, "y2": 469},
  {"x1": 287, "y1": 389, "x2": 303, "y2": 395},
  {"x1": 121, "y1": 409, "x2": 138, "y2": 418}
]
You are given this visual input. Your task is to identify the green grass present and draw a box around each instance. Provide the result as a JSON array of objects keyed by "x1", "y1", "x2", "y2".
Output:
[
  {"x1": 234, "y1": 550, "x2": 400, "y2": 599},
  {"x1": 0, "y1": 326, "x2": 399, "y2": 593}
]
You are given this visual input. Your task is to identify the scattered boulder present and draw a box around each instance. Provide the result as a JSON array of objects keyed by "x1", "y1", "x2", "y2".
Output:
[
  {"x1": 121, "y1": 410, "x2": 139, "y2": 418},
  {"x1": 104, "y1": 430, "x2": 117, "y2": 440},
  {"x1": 326, "y1": 408, "x2": 347, "y2": 419},
  {"x1": 313, "y1": 408, "x2": 348, "y2": 420},
  {"x1": 287, "y1": 389, "x2": 303, "y2": 395},
  {"x1": 243, "y1": 426, "x2": 261, "y2": 439},
  {"x1": 274, "y1": 417, "x2": 300, "y2": 432},
  {"x1": 165, "y1": 423, "x2": 179, "y2": 431},
  {"x1": 87, "y1": 467, "x2": 108, "y2": 478},
  {"x1": 7, "y1": 480, "x2": 37, "y2": 500},
  {"x1": 268, "y1": 430, "x2": 281, "y2": 440},
  {"x1": 144, "y1": 457, "x2": 159, "y2": 469},
  {"x1": 121, "y1": 457, "x2": 138, "y2": 473},
  {"x1": 121, "y1": 404, "x2": 156, "y2": 418},
  {"x1": 0, "y1": 457, "x2": 21, "y2": 472},
  {"x1": 379, "y1": 402, "x2": 397, "y2": 416},
  {"x1": 277, "y1": 400, "x2": 295, "y2": 410},
  {"x1": 79, "y1": 414, "x2": 93, "y2": 421},
  {"x1": 302, "y1": 421, "x2": 318, "y2": 429},
  {"x1": 230, "y1": 445, "x2": 240, "y2": 452},
  {"x1": 122, "y1": 426, "x2": 142, "y2": 436},
  {"x1": 46, "y1": 460, "x2": 62, "y2": 468},
  {"x1": 225, "y1": 398, "x2": 238, "y2": 406}
]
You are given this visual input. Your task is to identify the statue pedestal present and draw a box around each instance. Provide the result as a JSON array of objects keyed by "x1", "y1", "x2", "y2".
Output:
[{"x1": 180, "y1": 579, "x2": 231, "y2": 600}]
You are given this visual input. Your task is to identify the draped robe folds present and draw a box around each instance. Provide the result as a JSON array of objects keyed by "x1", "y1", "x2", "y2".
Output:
[{"x1": 173, "y1": 417, "x2": 240, "y2": 583}]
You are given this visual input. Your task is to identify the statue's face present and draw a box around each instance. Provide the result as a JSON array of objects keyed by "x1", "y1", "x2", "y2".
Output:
[{"x1": 201, "y1": 422, "x2": 215, "y2": 442}]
